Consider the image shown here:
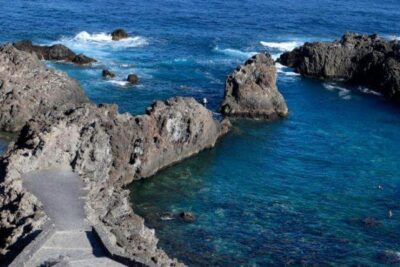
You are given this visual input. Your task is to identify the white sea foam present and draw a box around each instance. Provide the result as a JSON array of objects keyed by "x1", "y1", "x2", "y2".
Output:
[
  {"x1": 107, "y1": 80, "x2": 130, "y2": 87},
  {"x1": 74, "y1": 31, "x2": 148, "y2": 46},
  {"x1": 260, "y1": 41, "x2": 302, "y2": 52},
  {"x1": 323, "y1": 83, "x2": 352, "y2": 100},
  {"x1": 275, "y1": 62, "x2": 300, "y2": 77},
  {"x1": 384, "y1": 35, "x2": 400, "y2": 41},
  {"x1": 55, "y1": 31, "x2": 149, "y2": 53},
  {"x1": 213, "y1": 46, "x2": 257, "y2": 59},
  {"x1": 358, "y1": 86, "x2": 382, "y2": 96}
]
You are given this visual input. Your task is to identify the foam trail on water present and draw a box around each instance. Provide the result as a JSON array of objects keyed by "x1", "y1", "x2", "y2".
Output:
[
  {"x1": 213, "y1": 46, "x2": 257, "y2": 59},
  {"x1": 358, "y1": 87, "x2": 382, "y2": 96},
  {"x1": 260, "y1": 41, "x2": 302, "y2": 52},
  {"x1": 106, "y1": 80, "x2": 130, "y2": 87},
  {"x1": 323, "y1": 83, "x2": 352, "y2": 100}
]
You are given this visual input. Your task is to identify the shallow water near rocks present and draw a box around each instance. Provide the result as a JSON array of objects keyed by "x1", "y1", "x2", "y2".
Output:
[{"x1": 1, "y1": 0, "x2": 400, "y2": 265}]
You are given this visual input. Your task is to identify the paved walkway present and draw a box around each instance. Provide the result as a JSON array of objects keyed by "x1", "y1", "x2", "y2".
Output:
[
  {"x1": 23, "y1": 169, "x2": 88, "y2": 231},
  {"x1": 18, "y1": 169, "x2": 125, "y2": 267}
]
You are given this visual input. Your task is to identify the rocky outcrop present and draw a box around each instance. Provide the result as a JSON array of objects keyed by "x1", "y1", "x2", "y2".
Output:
[
  {"x1": 102, "y1": 69, "x2": 116, "y2": 78},
  {"x1": 111, "y1": 29, "x2": 129, "y2": 41},
  {"x1": 279, "y1": 33, "x2": 400, "y2": 102},
  {"x1": 0, "y1": 97, "x2": 230, "y2": 265},
  {"x1": 127, "y1": 74, "x2": 139, "y2": 84},
  {"x1": 0, "y1": 44, "x2": 88, "y2": 132},
  {"x1": 221, "y1": 53, "x2": 288, "y2": 119},
  {"x1": 13, "y1": 40, "x2": 96, "y2": 65}
]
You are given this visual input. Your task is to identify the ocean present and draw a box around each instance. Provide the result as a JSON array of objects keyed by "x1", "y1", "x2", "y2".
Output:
[{"x1": 1, "y1": 0, "x2": 400, "y2": 265}]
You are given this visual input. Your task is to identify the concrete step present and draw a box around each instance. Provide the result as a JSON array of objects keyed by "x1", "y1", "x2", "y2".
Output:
[
  {"x1": 62, "y1": 257, "x2": 126, "y2": 267},
  {"x1": 42, "y1": 230, "x2": 102, "y2": 250},
  {"x1": 27, "y1": 230, "x2": 108, "y2": 267}
]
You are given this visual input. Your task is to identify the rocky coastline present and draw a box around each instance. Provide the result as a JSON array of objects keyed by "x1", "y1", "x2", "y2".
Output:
[
  {"x1": 13, "y1": 40, "x2": 96, "y2": 65},
  {"x1": 279, "y1": 33, "x2": 400, "y2": 102},
  {"x1": 0, "y1": 44, "x2": 89, "y2": 132},
  {"x1": 0, "y1": 43, "x2": 231, "y2": 266},
  {"x1": 0, "y1": 34, "x2": 291, "y2": 265},
  {"x1": 1, "y1": 31, "x2": 398, "y2": 266}
]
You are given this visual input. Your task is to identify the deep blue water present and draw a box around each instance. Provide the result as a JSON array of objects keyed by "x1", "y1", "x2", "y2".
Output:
[{"x1": 1, "y1": 0, "x2": 400, "y2": 265}]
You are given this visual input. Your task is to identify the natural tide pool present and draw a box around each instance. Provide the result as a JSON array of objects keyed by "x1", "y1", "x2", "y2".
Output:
[{"x1": 130, "y1": 77, "x2": 400, "y2": 266}]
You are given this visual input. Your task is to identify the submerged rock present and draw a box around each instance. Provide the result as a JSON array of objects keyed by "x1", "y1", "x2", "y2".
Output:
[
  {"x1": 13, "y1": 40, "x2": 96, "y2": 65},
  {"x1": 0, "y1": 44, "x2": 88, "y2": 132},
  {"x1": 180, "y1": 212, "x2": 195, "y2": 222},
  {"x1": 0, "y1": 95, "x2": 230, "y2": 265},
  {"x1": 279, "y1": 33, "x2": 400, "y2": 102},
  {"x1": 71, "y1": 53, "x2": 96, "y2": 65},
  {"x1": 221, "y1": 53, "x2": 288, "y2": 119},
  {"x1": 111, "y1": 28, "x2": 129, "y2": 41},
  {"x1": 102, "y1": 69, "x2": 116, "y2": 78},
  {"x1": 377, "y1": 250, "x2": 400, "y2": 264},
  {"x1": 127, "y1": 74, "x2": 139, "y2": 84}
]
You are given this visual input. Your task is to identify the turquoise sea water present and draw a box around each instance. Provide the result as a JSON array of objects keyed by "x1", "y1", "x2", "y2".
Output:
[{"x1": 1, "y1": 0, "x2": 400, "y2": 265}]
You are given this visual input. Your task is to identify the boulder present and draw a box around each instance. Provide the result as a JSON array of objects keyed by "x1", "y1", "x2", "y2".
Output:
[
  {"x1": 279, "y1": 33, "x2": 400, "y2": 102},
  {"x1": 111, "y1": 29, "x2": 129, "y2": 41},
  {"x1": 0, "y1": 96, "x2": 230, "y2": 265},
  {"x1": 102, "y1": 69, "x2": 116, "y2": 78},
  {"x1": 71, "y1": 54, "x2": 96, "y2": 65},
  {"x1": 127, "y1": 74, "x2": 139, "y2": 84},
  {"x1": 221, "y1": 53, "x2": 288, "y2": 119},
  {"x1": 180, "y1": 212, "x2": 195, "y2": 222},
  {"x1": 13, "y1": 40, "x2": 96, "y2": 65},
  {"x1": 0, "y1": 44, "x2": 88, "y2": 132}
]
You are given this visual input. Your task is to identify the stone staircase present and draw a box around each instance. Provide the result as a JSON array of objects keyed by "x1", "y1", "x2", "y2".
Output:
[
  {"x1": 25, "y1": 230, "x2": 125, "y2": 267},
  {"x1": 10, "y1": 169, "x2": 126, "y2": 267}
]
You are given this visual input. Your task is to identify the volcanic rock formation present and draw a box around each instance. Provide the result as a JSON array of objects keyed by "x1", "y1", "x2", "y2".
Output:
[
  {"x1": 0, "y1": 97, "x2": 230, "y2": 265},
  {"x1": 279, "y1": 33, "x2": 400, "y2": 102},
  {"x1": 221, "y1": 53, "x2": 288, "y2": 119},
  {"x1": 13, "y1": 40, "x2": 96, "y2": 65},
  {"x1": 0, "y1": 44, "x2": 88, "y2": 132}
]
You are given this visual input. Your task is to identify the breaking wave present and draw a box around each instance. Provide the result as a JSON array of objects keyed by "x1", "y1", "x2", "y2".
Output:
[
  {"x1": 213, "y1": 46, "x2": 257, "y2": 59},
  {"x1": 56, "y1": 31, "x2": 149, "y2": 51},
  {"x1": 260, "y1": 41, "x2": 302, "y2": 52}
]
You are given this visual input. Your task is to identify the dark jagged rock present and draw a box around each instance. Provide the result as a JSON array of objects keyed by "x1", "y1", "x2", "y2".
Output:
[
  {"x1": 221, "y1": 53, "x2": 288, "y2": 119},
  {"x1": 179, "y1": 212, "x2": 195, "y2": 222},
  {"x1": 0, "y1": 96, "x2": 230, "y2": 265},
  {"x1": 71, "y1": 53, "x2": 96, "y2": 65},
  {"x1": 111, "y1": 29, "x2": 129, "y2": 41},
  {"x1": 127, "y1": 74, "x2": 139, "y2": 84},
  {"x1": 102, "y1": 69, "x2": 116, "y2": 78},
  {"x1": 13, "y1": 40, "x2": 75, "y2": 60},
  {"x1": 279, "y1": 33, "x2": 400, "y2": 102},
  {"x1": 0, "y1": 44, "x2": 88, "y2": 132},
  {"x1": 13, "y1": 40, "x2": 96, "y2": 65}
]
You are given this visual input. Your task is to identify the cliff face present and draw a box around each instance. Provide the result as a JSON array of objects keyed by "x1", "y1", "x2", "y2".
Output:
[
  {"x1": 0, "y1": 97, "x2": 230, "y2": 265},
  {"x1": 0, "y1": 44, "x2": 88, "y2": 132},
  {"x1": 221, "y1": 53, "x2": 288, "y2": 119},
  {"x1": 279, "y1": 33, "x2": 400, "y2": 101}
]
